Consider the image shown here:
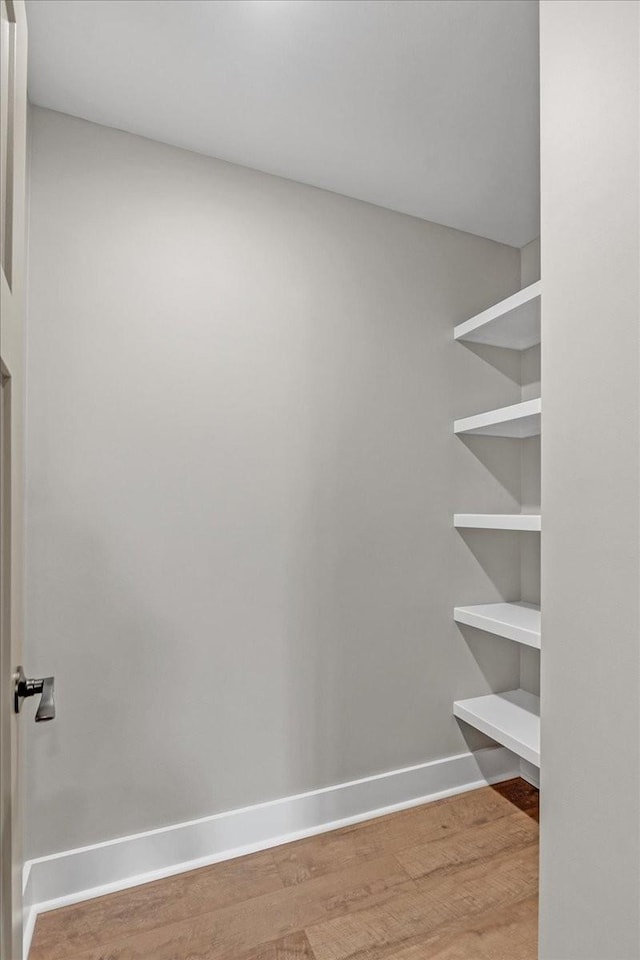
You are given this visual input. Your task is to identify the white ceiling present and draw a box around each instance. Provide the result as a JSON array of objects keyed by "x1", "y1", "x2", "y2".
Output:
[{"x1": 25, "y1": 0, "x2": 539, "y2": 247}]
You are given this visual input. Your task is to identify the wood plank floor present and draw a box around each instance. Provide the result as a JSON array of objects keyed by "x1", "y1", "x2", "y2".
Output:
[{"x1": 29, "y1": 778, "x2": 539, "y2": 960}]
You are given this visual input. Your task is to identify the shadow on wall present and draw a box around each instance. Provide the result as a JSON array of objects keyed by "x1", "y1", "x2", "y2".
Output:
[
  {"x1": 458, "y1": 342, "x2": 522, "y2": 384},
  {"x1": 453, "y1": 622, "x2": 520, "y2": 753},
  {"x1": 455, "y1": 529, "x2": 526, "y2": 599},
  {"x1": 458, "y1": 436, "x2": 522, "y2": 505}
]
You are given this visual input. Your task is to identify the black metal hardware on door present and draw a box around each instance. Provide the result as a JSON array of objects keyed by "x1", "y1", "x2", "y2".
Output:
[{"x1": 14, "y1": 666, "x2": 56, "y2": 722}]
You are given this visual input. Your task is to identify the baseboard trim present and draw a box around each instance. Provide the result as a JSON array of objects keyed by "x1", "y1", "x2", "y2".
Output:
[
  {"x1": 519, "y1": 758, "x2": 540, "y2": 789},
  {"x1": 23, "y1": 745, "x2": 518, "y2": 959}
]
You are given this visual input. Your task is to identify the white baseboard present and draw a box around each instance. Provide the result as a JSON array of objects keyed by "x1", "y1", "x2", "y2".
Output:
[
  {"x1": 22, "y1": 746, "x2": 518, "y2": 959},
  {"x1": 519, "y1": 758, "x2": 540, "y2": 789}
]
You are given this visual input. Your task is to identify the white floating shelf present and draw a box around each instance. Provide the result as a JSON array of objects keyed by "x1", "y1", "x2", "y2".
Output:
[
  {"x1": 454, "y1": 689, "x2": 540, "y2": 766},
  {"x1": 454, "y1": 281, "x2": 541, "y2": 350},
  {"x1": 454, "y1": 513, "x2": 541, "y2": 531},
  {"x1": 454, "y1": 398, "x2": 541, "y2": 438},
  {"x1": 454, "y1": 602, "x2": 541, "y2": 648}
]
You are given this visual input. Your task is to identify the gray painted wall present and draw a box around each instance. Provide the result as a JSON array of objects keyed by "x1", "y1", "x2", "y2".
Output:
[
  {"x1": 539, "y1": 2, "x2": 640, "y2": 957},
  {"x1": 24, "y1": 107, "x2": 523, "y2": 858}
]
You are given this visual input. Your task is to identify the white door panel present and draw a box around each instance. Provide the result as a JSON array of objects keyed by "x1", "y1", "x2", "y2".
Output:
[{"x1": 1, "y1": 2, "x2": 28, "y2": 957}]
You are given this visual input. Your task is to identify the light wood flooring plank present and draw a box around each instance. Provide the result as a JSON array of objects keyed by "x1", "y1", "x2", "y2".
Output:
[
  {"x1": 272, "y1": 779, "x2": 537, "y2": 888},
  {"x1": 29, "y1": 849, "x2": 283, "y2": 960},
  {"x1": 237, "y1": 931, "x2": 317, "y2": 960},
  {"x1": 395, "y1": 810, "x2": 538, "y2": 880},
  {"x1": 381, "y1": 895, "x2": 538, "y2": 960},
  {"x1": 65, "y1": 855, "x2": 411, "y2": 960},
  {"x1": 304, "y1": 844, "x2": 538, "y2": 960}
]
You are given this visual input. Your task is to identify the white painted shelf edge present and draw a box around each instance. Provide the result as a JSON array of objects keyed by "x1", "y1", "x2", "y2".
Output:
[
  {"x1": 454, "y1": 514, "x2": 541, "y2": 531},
  {"x1": 454, "y1": 280, "x2": 541, "y2": 350},
  {"x1": 454, "y1": 398, "x2": 541, "y2": 437},
  {"x1": 453, "y1": 689, "x2": 540, "y2": 767},
  {"x1": 454, "y1": 602, "x2": 541, "y2": 648}
]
